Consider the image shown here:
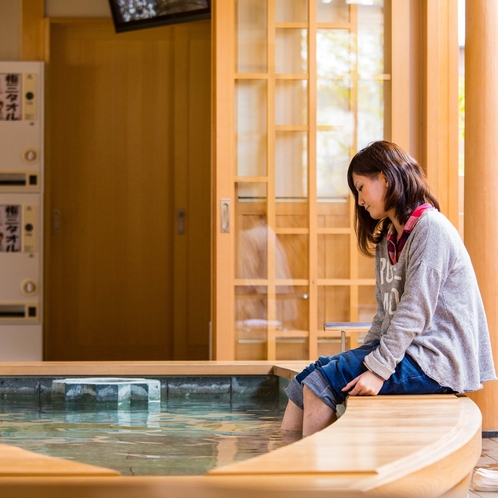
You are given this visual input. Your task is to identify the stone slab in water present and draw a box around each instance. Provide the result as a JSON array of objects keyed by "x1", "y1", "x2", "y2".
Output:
[{"x1": 52, "y1": 378, "x2": 160, "y2": 404}]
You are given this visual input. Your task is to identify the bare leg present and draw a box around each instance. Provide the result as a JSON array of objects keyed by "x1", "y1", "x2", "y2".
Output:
[
  {"x1": 281, "y1": 399, "x2": 304, "y2": 432},
  {"x1": 302, "y1": 385, "x2": 337, "y2": 437}
]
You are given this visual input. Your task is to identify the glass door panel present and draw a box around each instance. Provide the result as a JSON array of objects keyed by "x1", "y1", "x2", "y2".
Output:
[
  {"x1": 275, "y1": 131, "x2": 308, "y2": 201},
  {"x1": 316, "y1": 130, "x2": 351, "y2": 199},
  {"x1": 276, "y1": 80, "x2": 308, "y2": 125},
  {"x1": 276, "y1": 29, "x2": 308, "y2": 74},
  {"x1": 358, "y1": 80, "x2": 385, "y2": 145},
  {"x1": 318, "y1": 234, "x2": 350, "y2": 279},
  {"x1": 358, "y1": 252, "x2": 376, "y2": 279},
  {"x1": 236, "y1": 80, "x2": 267, "y2": 177},
  {"x1": 317, "y1": 200, "x2": 350, "y2": 228},
  {"x1": 231, "y1": 0, "x2": 387, "y2": 360},
  {"x1": 276, "y1": 0, "x2": 308, "y2": 23},
  {"x1": 316, "y1": 0, "x2": 350, "y2": 23},
  {"x1": 318, "y1": 286, "x2": 350, "y2": 324},
  {"x1": 236, "y1": 0, "x2": 267, "y2": 73}
]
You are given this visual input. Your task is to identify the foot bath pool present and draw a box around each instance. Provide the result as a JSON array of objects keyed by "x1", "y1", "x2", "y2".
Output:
[{"x1": 0, "y1": 374, "x2": 289, "y2": 476}]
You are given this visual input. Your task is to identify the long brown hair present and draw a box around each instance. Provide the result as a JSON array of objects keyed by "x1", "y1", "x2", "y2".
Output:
[{"x1": 347, "y1": 141, "x2": 439, "y2": 256}]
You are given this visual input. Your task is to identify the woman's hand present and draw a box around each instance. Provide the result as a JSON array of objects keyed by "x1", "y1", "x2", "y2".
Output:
[{"x1": 342, "y1": 370, "x2": 384, "y2": 396}]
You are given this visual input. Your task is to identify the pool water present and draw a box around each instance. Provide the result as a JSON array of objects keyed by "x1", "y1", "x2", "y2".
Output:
[{"x1": 0, "y1": 398, "x2": 287, "y2": 476}]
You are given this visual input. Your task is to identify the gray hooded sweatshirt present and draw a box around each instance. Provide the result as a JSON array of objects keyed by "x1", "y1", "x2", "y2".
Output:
[{"x1": 363, "y1": 208, "x2": 496, "y2": 392}]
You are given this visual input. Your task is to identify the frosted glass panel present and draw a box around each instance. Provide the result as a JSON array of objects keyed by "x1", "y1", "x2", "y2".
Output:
[
  {"x1": 276, "y1": 200, "x2": 308, "y2": 229},
  {"x1": 235, "y1": 182, "x2": 267, "y2": 279},
  {"x1": 236, "y1": 0, "x2": 267, "y2": 73},
  {"x1": 275, "y1": 131, "x2": 307, "y2": 199},
  {"x1": 317, "y1": 79, "x2": 351, "y2": 127},
  {"x1": 318, "y1": 235, "x2": 350, "y2": 279},
  {"x1": 317, "y1": 199, "x2": 350, "y2": 229},
  {"x1": 316, "y1": 0, "x2": 349, "y2": 23},
  {"x1": 358, "y1": 79, "x2": 384, "y2": 149},
  {"x1": 235, "y1": 285, "x2": 268, "y2": 357},
  {"x1": 275, "y1": 0, "x2": 308, "y2": 22},
  {"x1": 358, "y1": 286, "x2": 376, "y2": 323},
  {"x1": 276, "y1": 80, "x2": 308, "y2": 125},
  {"x1": 276, "y1": 285, "x2": 308, "y2": 331},
  {"x1": 236, "y1": 181, "x2": 267, "y2": 201},
  {"x1": 276, "y1": 234, "x2": 308, "y2": 279},
  {"x1": 236, "y1": 80, "x2": 267, "y2": 177},
  {"x1": 358, "y1": 3, "x2": 385, "y2": 77},
  {"x1": 358, "y1": 251, "x2": 375, "y2": 279},
  {"x1": 236, "y1": 222, "x2": 268, "y2": 279},
  {"x1": 276, "y1": 29, "x2": 307, "y2": 74},
  {"x1": 316, "y1": 131, "x2": 351, "y2": 199},
  {"x1": 317, "y1": 30, "x2": 353, "y2": 78},
  {"x1": 318, "y1": 286, "x2": 350, "y2": 325}
]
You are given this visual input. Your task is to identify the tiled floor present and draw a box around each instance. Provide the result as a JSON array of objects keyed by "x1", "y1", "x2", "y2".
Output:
[{"x1": 470, "y1": 437, "x2": 498, "y2": 497}]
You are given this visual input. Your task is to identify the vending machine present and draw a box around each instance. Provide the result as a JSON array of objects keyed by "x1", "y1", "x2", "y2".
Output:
[{"x1": 0, "y1": 62, "x2": 43, "y2": 360}]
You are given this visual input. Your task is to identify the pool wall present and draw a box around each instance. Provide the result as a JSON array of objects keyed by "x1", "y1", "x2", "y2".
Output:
[{"x1": 0, "y1": 373, "x2": 289, "y2": 402}]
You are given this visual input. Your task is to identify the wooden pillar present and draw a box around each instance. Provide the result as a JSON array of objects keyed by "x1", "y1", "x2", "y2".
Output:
[
  {"x1": 423, "y1": 0, "x2": 459, "y2": 226},
  {"x1": 465, "y1": 0, "x2": 498, "y2": 432},
  {"x1": 21, "y1": 0, "x2": 46, "y2": 61}
]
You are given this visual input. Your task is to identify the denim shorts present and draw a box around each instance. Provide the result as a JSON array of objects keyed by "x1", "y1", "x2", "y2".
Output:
[{"x1": 285, "y1": 340, "x2": 455, "y2": 411}]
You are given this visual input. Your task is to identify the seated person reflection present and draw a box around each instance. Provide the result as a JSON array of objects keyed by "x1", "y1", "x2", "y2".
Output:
[{"x1": 237, "y1": 218, "x2": 297, "y2": 334}]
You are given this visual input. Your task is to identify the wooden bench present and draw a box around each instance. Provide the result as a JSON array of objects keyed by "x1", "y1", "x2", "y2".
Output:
[{"x1": 0, "y1": 361, "x2": 482, "y2": 498}]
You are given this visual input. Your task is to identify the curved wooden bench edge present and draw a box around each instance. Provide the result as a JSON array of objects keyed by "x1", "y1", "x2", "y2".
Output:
[{"x1": 357, "y1": 395, "x2": 482, "y2": 497}]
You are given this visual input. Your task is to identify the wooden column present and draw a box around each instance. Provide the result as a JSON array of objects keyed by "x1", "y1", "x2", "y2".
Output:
[
  {"x1": 465, "y1": 0, "x2": 498, "y2": 432},
  {"x1": 423, "y1": 0, "x2": 459, "y2": 226},
  {"x1": 21, "y1": 0, "x2": 46, "y2": 61}
]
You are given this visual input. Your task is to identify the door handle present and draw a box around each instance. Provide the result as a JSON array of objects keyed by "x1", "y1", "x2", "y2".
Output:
[
  {"x1": 53, "y1": 209, "x2": 61, "y2": 234},
  {"x1": 221, "y1": 198, "x2": 230, "y2": 233},
  {"x1": 177, "y1": 208, "x2": 185, "y2": 235}
]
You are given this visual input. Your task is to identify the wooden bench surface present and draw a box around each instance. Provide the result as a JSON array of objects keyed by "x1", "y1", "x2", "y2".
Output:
[{"x1": 0, "y1": 361, "x2": 482, "y2": 498}]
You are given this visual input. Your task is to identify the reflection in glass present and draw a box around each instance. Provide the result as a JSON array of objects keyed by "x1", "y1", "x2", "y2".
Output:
[
  {"x1": 235, "y1": 285, "x2": 268, "y2": 357},
  {"x1": 276, "y1": 29, "x2": 308, "y2": 74},
  {"x1": 236, "y1": 81, "x2": 267, "y2": 177},
  {"x1": 275, "y1": 131, "x2": 308, "y2": 200},
  {"x1": 276, "y1": 285, "x2": 309, "y2": 331},
  {"x1": 235, "y1": 216, "x2": 302, "y2": 358},
  {"x1": 236, "y1": 0, "x2": 267, "y2": 73},
  {"x1": 236, "y1": 215, "x2": 268, "y2": 279}
]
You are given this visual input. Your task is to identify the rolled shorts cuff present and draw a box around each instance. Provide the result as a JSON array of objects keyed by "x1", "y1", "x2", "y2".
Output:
[
  {"x1": 302, "y1": 370, "x2": 337, "y2": 411},
  {"x1": 284, "y1": 377, "x2": 304, "y2": 410},
  {"x1": 285, "y1": 371, "x2": 337, "y2": 412}
]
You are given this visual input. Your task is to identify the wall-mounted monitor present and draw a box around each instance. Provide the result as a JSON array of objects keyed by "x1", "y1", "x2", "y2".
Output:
[{"x1": 108, "y1": 0, "x2": 211, "y2": 33}]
